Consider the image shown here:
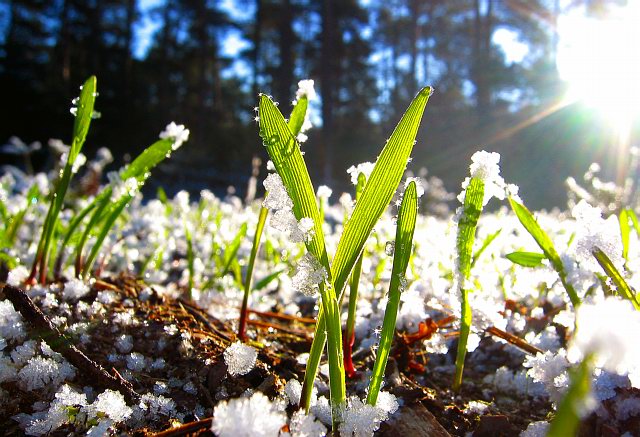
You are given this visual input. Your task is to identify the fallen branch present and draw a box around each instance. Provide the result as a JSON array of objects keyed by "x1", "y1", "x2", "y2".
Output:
[
  {"x1": 152, "y1": 417, "x2": 213, "y2": 436},
  {"x1": 486, "y1": 325, "x2": 543, "y2": 355},
  {"x1": 1, "y1": 284, "x2": 141, "y2": 403}
]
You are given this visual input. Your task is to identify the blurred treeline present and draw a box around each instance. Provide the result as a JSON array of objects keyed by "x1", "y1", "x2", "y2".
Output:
[{"x1": 0, "y1": 0, "x2": 631, "y2": 207}]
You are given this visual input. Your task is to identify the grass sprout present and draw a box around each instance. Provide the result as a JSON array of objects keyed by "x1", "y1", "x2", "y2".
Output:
[{"x1": 366, "y1": 180, "x2": 418, "y2": 405}]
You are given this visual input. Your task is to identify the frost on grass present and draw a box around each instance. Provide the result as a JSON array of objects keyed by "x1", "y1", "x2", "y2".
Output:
[
  {"x1": 347, "y1": 162, "x2": 375, "y2": 185},
  {"x1": 223, "y1": 341, "x2": 258, "y2": 376},
  {"x1": 262, "y1": 173, "x2": 313, "y2": 242},
  {"x1": 457, "y1": 150, "x2": 506, "y2": 206},
  {"x1": 159, "y1": 121, "x2": 190, "y2": 150},
  {"x1": 292, "y1": 253, "x2": 327, "y2": 297},
  {"x1": 291, "y1": 79, "x2": 316, "y2": 143},
  {"x1": 211, "y1": 392, "x2": 286, "y2": 437},
  {"x1": 571, "y1": 200, "x2": 624, "y2": 272}
]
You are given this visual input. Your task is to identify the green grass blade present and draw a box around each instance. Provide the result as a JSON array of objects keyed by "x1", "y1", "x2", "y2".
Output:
[
  {"x1": 33, "y1": 76, "x2": 97, "y2": 283},
  {"x1": 81, "y1": 196, "x2": 130, "y2": 279},
  {"x1": 253, "y1": 269, "x2": 285, "y2": 291},
  {"x1": 220, "y1": 223, "x2": 248, "y2": 277},
  {"x1": 453, "y1": 177, "x2": 484, "y2": 391},
  {"x1": 258, "y1": 94, "x2": 344, "y2": 425},
  {"x1": 471, "y1": 228, "x2": 501, "y2": 269},
  {"x1": 6, "y1": 184, "x2": 40, "y2": 243},
  {"x1": 75, "y1": 195, "x2": 110, "y2": 275},
  {"x1": 620, "y1": 209, "x2": 630, "y2": 262},
  {"x1": 298, "y1": 87, "x2": 432, "y2": 414},
  {"x1": 119, "y1": 139, "x2": 175, "y2": 182},
  {"x1": 627, "y1": 209, "x2": 640, "y2": 237},
  {"x1": 367, "y1": 181, "x2": 418, "y2": 406},
  {"x1": 548, "y1": 356, "x2": 593, "y2": 437},
  {"x1": 288, "y1": 96, "x2": 308, "y2": 136},
  {"x1": 505, "y1": 251, "x2": 546, "y2": 268},
  {"x1": 239, "y1": 206, "x2": 269, "y2": 340},
  {"x1": 508, "y1": 197, "x2": 580, "y2": 308},
  {"x1": 592, "y1": 248, "x2": 640, "y2": 310}
]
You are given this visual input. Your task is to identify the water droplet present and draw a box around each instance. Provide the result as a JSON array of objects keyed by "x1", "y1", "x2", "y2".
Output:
[
  {"x1": 385, "y1": 241, "x2": 395, "y2": 257},
  {"x1": 268, "y1": 134, "x2": 280, "y2": 145},
  {"x1": 420, "y1": 86, "x2": 433, "y2": 97},
  {"x1": 398, "y1": 273, "x2": 407, "y2": 292}
]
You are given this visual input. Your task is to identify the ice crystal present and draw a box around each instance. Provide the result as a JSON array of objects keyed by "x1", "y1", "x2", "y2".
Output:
[
  {"x1": 7, "y1": 266, "x2": 29, "y2": 286},
  {"x1": 284, "y1": 379, "x2": 302, "y2": 406},
  {"x1": 523, "y1": 350, "x2": 570, "y2": 402},
  {"x1": 458, "y1": 150, "x2": 506, "y2": 206},
  {"x1": 294, "y1": 79, "x2": 317, "y2": 103},
  {"x1": 18, "y1": 356, "x2": 76, "y2": 391},
  {"x1": 292, "y1": 253, "x2": 327, "y2": 297},
  {"x1": 159, "y1": 122, "x2": 190, "y2": 150},
  {"x1": 347, "y1": 162, "x2": 375, "y2": 185},
  {"x1": 520, "y1": 421, "x2": 549, "y2": 437},
  {"x1": 87, "y1": 389, "x2": 132, "y2": 422},
  {"x1": 263, "y1": 173, "x2": 294, "y2": 211},
  {"x1": 62, "y1": 278, "x2": 90, "y2": 301},
  {"x1": 211, "y1": 392, "x2": 286, "y2": 437},
  {"x1": 223, "y1": 341, "x2": 258, "y2": 376},
  {"x1": 404, "y1": 177, "x2": 425, "y2": 198},
  {"x1": 571, "y1": 200, "x2": 623, "y2": 272},
  {"x1": 288, "y1": 410, "x2": 326, "y2": 437},
  {"x1": 316, "y1": 185, "x2": 332, "y2": 200},
  {"x1": 126, "y1": 352, "x2": 146, "y2": 371},
  {"x1": 339, "y1": 395, "x2": 394, "y2": 437},
  {"x1": 0, "y1": 299, "x2": 26, "y2": 342}
]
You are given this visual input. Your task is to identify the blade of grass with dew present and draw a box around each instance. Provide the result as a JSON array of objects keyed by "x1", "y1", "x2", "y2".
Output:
[
  {"x1": 547, "y1": 355, "x2": 594, "y2": 437},
  {"x1": 505, "y1": 251, "x2": 546, "y2": 268},
  {"x1": 508, "y1": 197, "x2": 580, "y2": 308},
  {"x1": 6, "y1": 184, "x2": 40, "y2": 244},
  {"x1": 258, "y1": 94, "x2": 345, "y2": 426},
  {"x1": 367, "y1": 181, "x2": 418, "y2": 406},
  {"x1": 620, "y1": 209, "x2": 630, "y2": 262},
  {"x1": 453, "y1": 177, "x2": 484, "y2": 391},
  {"x1": 470, "y1": 228, "x2": 501, "y2": 269},
  {"x1": 239, "y1": 206, "x2": 269, "y2": 340},
  {"x1": 300, "y1": 86, "x2": 433, "y2": 411},
  {"x1": 592, "y1": 248, "x2": 640, "y2": 309},
  {"x1": 31, "y1": 76, "x2": 97, "y2": 283},
  {"x1": 220, "y1": 223, "x2": 248, "y2": 277},
  {"x1": 344, "y1": 172, "x2": 367, "y2": 378}
]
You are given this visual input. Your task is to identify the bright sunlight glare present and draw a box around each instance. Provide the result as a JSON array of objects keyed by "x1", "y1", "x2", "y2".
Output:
[{"x1": 557, "y1": 2, "x2": 640, "y2": 132}]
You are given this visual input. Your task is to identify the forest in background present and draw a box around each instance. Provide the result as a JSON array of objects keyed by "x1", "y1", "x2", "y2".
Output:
[{"x1": 0, "y1": 0, "x2": 636, "y2": 209}]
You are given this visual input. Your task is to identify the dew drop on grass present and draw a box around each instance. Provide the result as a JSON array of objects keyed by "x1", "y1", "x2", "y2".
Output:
[
  {"x1": 398, "y1": 273, "x2": 407, "y2": 292},
  {"x1": 385, "y1": 241, "x2": 395, "y2": 257}
]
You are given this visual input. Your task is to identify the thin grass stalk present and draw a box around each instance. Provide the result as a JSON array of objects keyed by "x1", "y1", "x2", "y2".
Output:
[
  {"x1": 238, "y1": 205, "x2": 269, "y2": 341},
  {"x1": 592, "y1": 247, "x2": 640, "y2": 309},
  {"x1": 367, "y1": 181, "x2": 418, "y2": 405},
  {"x1": 453, "y1": 177, "x2": 485, "y2": 391},
  {"x1": 344, "y1": 172, "x2": 367, "y2": 378}
]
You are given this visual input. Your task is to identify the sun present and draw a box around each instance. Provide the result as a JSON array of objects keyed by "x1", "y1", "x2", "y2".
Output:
[{"x1": 557, "y1": 2, "x2": 640, "y2": 132}]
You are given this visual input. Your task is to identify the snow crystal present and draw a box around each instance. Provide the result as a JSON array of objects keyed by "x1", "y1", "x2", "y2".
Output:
[
  {"x1": 309, "y1": 396, "x2": 332, "y2": 426},
  {"x1": 465, "y1": 400, "x2": 489, "y2": 415},
  {"x1": 7, "y1": 265, "x2": 29, "y2": 286},
  {"x1": 116, "y1": 334, "x2": 134, "y2": 353},
  {"x1": 223, "y1": 341, "x2": 258, "y2": 376},
  {"x1": 126, "y1": 352, "x2": 146, "y2": 372},
  {"x1": 263, "y1": 173, "x2": 293, "y2": 211},
  {"x1": 87, "y1": 389, "x2": 132, "y2": 422},
  {"x1": 347, "y1": 162, "x2": 375, "y2": 186},
  {"x1": 317, "y1": 185, "x2": 332, "y2": 200},
  {"x1": 375, "y1": 391, "x2": 399, "y2": 416},
  {"x1": 62, "y1": 278, "x2": 90, "y2": 301},
  {"x1": 159, "y1": 122, "x2": 190, "y2": 150},
  {"x1": 339, "y1": 395, "x2": 392, "y2": 437},
  {"x1": 523, "y1": 351, "x2": 569, "y2": 402},
  {"x1": 294, "y1": 79, "x2": 317, "y2": 102},
  {"x1": 594, "y1": 369, "x2": 630, "y2": 401},
  {"x1": 10, "y1": 340, "x2": 38, "y2": 366},
  {"x1": 569, "y1": 297, "x2": 640, "y2": 376},
  {"x1": 292, "y1": 253, "x2": 327, "y2": 297},
  {"x1": 18, "y1": 356, "x2": 76, "y2": 391},
  {"x1": 288, "y1": 410, "x2": 326, "y2": 437},
  {"x1": 109, "y1": 174, "x2": 140, "y2": 201},
  {"x1": 284, "y1": 379, "x2": 302, "y2": 406},
  {"x1": 0, "y1": 353, "x2": 18, "y2": 382},
  {"x1": 615, "y1": 396, "x2": 640, "y2": 420},
  {"x1": 0, "y1": 299, "x2": 26, "y2": 342},
  {"x1": 520, "y1": 421, "x2": 549, "y2": 437},
  {"x1": 571, "y1": 200, "x2": 624, "y2": 273},
  {"x1": 23, "y1": 384, "x2": 88, "y2": 435},
  {"x1": 458, "y1": 150, "x2": 506, "y2": 206},
  {"x1": 211, "y1": 392, "x2": 286, "y2": 437}
]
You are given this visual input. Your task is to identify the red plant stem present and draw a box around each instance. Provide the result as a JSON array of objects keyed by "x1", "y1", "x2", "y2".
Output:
[
  {"x1": 343, "y1": 328, "x2": 357, "y2": 378},
  {"x1": 238, "y1": 291, "x2": 250, "y2": 341}
]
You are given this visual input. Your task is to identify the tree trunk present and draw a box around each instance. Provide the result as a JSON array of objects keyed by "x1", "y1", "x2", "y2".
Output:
[{"x1": 320, "y1": 0, "x2": 335, "y2": 184}]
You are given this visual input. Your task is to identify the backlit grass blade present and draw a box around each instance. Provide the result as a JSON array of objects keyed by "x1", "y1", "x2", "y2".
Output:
[
  {"x1": 592, "y1": 248, "x2": 640, "y2": 310},
  {"x1": 367, "y1": 181, "x2": 418, "y2": 406},
  {"x1": 509, "y1": 197, "x2": 580, "y2": 308},
  {"x1": 119, "y1": 138, "x2": 175, "y2": 182},
  {"x1": 453, "y1": 177, "x2": 484, "y2": 391},
  {"x1": 31, "y1": 76, "x2": 97, "y2": 283},
  {"x1": 238, "y1": 206, "x2": 269, "y2": 341},
  {"x1": 6, "y1": 184, "x2": 40, "y2": 243},
  {"x1": 620, "y1": 209, "x2": 630, "y2": 262},
  {"x1": 548, "y1": 355, "x2": 593, "y2": 437},
  {"x1": 253, "y1": 269, "x2": 285, "y2": 291},
  {"x1": 220, "y1": 223, "x2": 248, "y2": 277},
  {"x1": 627, "y1": 208, "x2": 640, "y2": 236},
  {"x1": 288, "y1": 96, "x2": 308, "y2": 136},
  {"x1": 505, "y1": 251, "x2": 545, "y2": 268},
  {"x1": 258, "y1": 94, "x2": 344, "y2": 426},
  {"x1": 299, "y1": 86, "x2": 432, "y2": 412},
  {"x1": 471, "y1": 228, "x2": 501, "y2": 269},
  {"x1": 344, "y1": 172, "x2": 367, "y2": 378}
]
